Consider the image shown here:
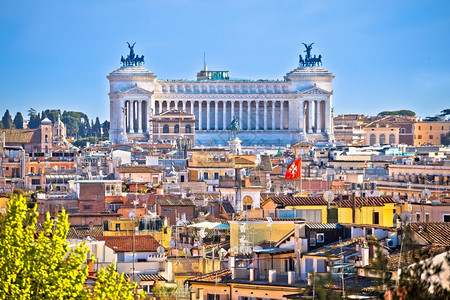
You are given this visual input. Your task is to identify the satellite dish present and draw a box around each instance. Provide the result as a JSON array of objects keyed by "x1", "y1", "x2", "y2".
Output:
[
  {"x1": 400, "y1": 211, "x2": 412, "y2": 224},
  {"x1": 169, "y1": 240, "x2": 176, "y2": 248},
  {"x1": 323, "y1": 190, "x2": 334, "y2": 201},
  {"x1": 176, "y1": 220, "x2": 184, "y2": 227},
  {"x1": 157, "y1": 246, "x2": 165, "y2": 255},
  {"x1": 422, "y1": 189, "x2": 431, "y2": 200},
  {"x1": 183, "y1": 248, "x2": 191, "y2": 256}
]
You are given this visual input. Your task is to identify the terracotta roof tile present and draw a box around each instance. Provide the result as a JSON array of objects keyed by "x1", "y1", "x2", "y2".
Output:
[
  {"x1": 94, "y1": 235, "x2": 162, "y2": 252},
  {"x1": 409, "y1": 222, "x2": 450, "y2": 246},
  {"x1": 157, "y1": 198, "x2": 195, "y2": 206},
  {"x1": 1, "y1": 129, "x2": 40, "y2": 144},
  {"x1": 333, "y1": 197, "x2": 395, "y2": 208},
  {"x1": 117, "y1": 166, "x2": 162, "y2": 173},
  {"x1": 123, "y1": 273, "x2": 167, "y2": 281},
  {"x1": 268, "y1": 196, "x2": 328, "y2": 207},
  {"x1": 187, "y1": 269, "x2": 232, "y2": 283}
]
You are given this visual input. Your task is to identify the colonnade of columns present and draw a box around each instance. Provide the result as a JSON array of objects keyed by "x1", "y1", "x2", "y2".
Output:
[
  {"x1": 303, "y1": 99, "x2": 330, "y2": 133},
  {"x1": 124, "y1": 100, "x2": 150, "y2": 133},
  {"x1": 155, "y1": 99, "x2": 291, "y2": 131}
]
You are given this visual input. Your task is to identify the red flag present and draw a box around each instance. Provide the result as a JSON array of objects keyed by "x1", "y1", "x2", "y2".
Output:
[{"x1": 285, "y1": 158, "x2": 302, "y2": 180}]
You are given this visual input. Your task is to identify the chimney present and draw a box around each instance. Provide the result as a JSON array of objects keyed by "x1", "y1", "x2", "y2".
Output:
[{"x1": 268, "y1": 269, "x2": 276, "y2": 283}]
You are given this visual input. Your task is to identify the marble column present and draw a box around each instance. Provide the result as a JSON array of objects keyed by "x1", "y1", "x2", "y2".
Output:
[
  {"x1": 206, "y1": 101, "x2": 210, "y2": 130},
  {"x1": 280, "y1": 101, "x2": 284, "y2": 130},
  {"x1": 239, "y1": 101, "x2": 243, "y2": 126},
  {"x1": 256, "y1": 101, "x2": 260, "y2": 130},
  {"x1": 231, "y1": 101, "x2": 235, "y2": 121},
  {"x1": 198, "y1": 101, "x2": 202, "y2": 130},
  {"x1": 214, "y1": 101, "x2": 218, "y2": 130},
  {"x1": 129, "y1": 101, "x2": 134, "y2": 133},
  {"x1": 137, "y1": 100, "x2": 142, "y2": 133},
  {"x1": 325, "y1": 100, "x2": 331, "y2": 134},
  {"x1": 158, "y1": 101, "x2": 162, "y2": 115},
  {"x1": 182, "y1": 101, "x2": 186, "y2": 112},
  {"x1": 264, "y1": 101, "x2": 268, "y2": 130},
  {"x1": 314, "y1": 100, "x2": 319, "y2": 133},
  {"x1": 272, "y1": 101, "x2": 276, "y2": 130},
  {"x1": 247, "y1": 101, "x2": 251, "y2": 130},
  {"x1": 308, "y1": 101, "x2": 314, "y2": 133},
  {"x1": 223, "y1": 101, "x2": 227, "y2": 130},
  {"x1": 120, "y1": 99, "x2": 126, "y2": 135},
  {"x1": 147, "y1": 100, "x2": 151, "y2": 133}
]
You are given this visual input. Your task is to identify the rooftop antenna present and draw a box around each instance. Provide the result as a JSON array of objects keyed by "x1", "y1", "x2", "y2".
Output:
[{"x1": 203, "y1": 52, "x2": 208, "y2": 71}]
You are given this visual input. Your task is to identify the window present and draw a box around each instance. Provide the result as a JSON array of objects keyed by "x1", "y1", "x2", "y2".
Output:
[
  {"x1": 30, "y1": 167, "x2": 35, "y2": 174},
  {"x1": 369, "y1": 134, "x2": 376, "y2": 145},
  {"x1": 210, "y1": 205, "x2": 215, "y2": 216},
  {"x1": 444, "y1": 215, "x2": 450, "y2": 222},
  {"x1": 83, "y1": 205, "x2": 92, "y2": 211},
  {"x1": 180, "y1": 175, "x2": 185, "y2": 182},
  {"x1": 317, "y1": 233, "x2": 325, "y2": 243},
  {"x1": 379, "y1": 134, "x2": 386, "y2": 145},
  {"x1": 400, "y1": 128, "x2": 406, "y2": 134},
  {"x1": 430, "y1": 126, "x2": 433, "y2": 130},
  {"x1": 115, "y1": 223, "x2": 120, "y2": 231},
  {"x1": 162, "y1": 208, "x2": 173, "y2": 213},
  {"x1": 418, "y1": 135, "x2": 422, "y2": 139},
  {"x1": 429, "y1": 135, "x2": 433, "y2": 139},
  {"x1": 243, "y1": 196, "x2": 253, "y2": 211},
  {"x1": 207, "y1": 295, "x2": 220, "y2": 300},
  {"x1": 214, "y1": 172, "x2": 219, "y2": 180},
  {"x1": 389, "y1": 134, "x2": 395, "y2": 145},
  {"x1": 162, "y1": 124, "x2": 169, "y2": 133},
  {"x1": 373, "y1": 212, "x2": 379, "y2": 224},
  {"x1": 418, "y1": 126, "x2": 421, "y2": 130},
  {"x1": 442, "y1": 126, "x2": 444, "y2": 130},
  {"x1": 174, "y1": 124, "x2": 179, "y2": 133},
  {"x1": 45, "y1": 135, "x2": 48, "y2": 143},
  {"x1": 31, "y1": 179, "x2": 40, "y2": 185},
  {"x1": 416, "y1": 213, "x2": 421, "y2": 222},
  {"x1": 425, "y1": 213, "x2": 430, "y2": 223},
  {"x1": 203, "y1": 172, "x2": 209, "y2": 180},
  {"x1": 185, "y1": 124, "x2": 192, "y2": 133}
]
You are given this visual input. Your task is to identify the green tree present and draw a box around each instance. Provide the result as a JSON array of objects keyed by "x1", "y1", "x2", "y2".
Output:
[
  {"x1": 378, "y1": 110, "x2": 416, "y2": 117},
  {"x1": 62, "y1": 116, "x2": 79, "y2": 137},
  {"x1": 442, "y1": 132, "x2": 450, "y2": 146},
  {"x1": 1, "y1": 109, "x2": 14, "y2": 129},
  {"x1": 102, "y1": 120, "x2": 110, "y2": 137},
  {"x1": 13, "y1": 112, "x2": 24, "y2": 129},
  {"x1": 43, "y1": 109, "x2": 61, "y2": 124},
  {"x1": 28, "y1": 108, "x2": 41, "y2": 129},
  {"x1": 0, "y1": 195, "x2": 142, "y2": 299},
  {"x1": 92, "y1": 117, "x2": 102, "y2": 137},
  {"x1": 93, "y1": 264, "x2": 144, "y2": 299}
]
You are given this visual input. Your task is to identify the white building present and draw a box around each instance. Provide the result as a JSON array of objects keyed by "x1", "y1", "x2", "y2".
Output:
[{"x1": 109, "y1": 44, "x2": 334, "y2": 146}]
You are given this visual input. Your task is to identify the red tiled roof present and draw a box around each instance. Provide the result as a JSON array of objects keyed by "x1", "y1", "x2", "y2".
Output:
[
  {"x1": 409, "y1": 223, "x2": 450, "y2": 246},
  {"x1": 187, "y1": 269, "x2": 232, "y2": 283},
  {"x1": 123, "y1": 273, "x2": 167, "y2": 282},
  {"x1": 94, "y1": 235, "x2": 162, "y2": 252},
  {"x1": 333, "y1": 197, "x2": 395, "y2": 208},
  {"x1": 116, "y1": 166, "x2": 162, "y2": 173},
  {"x1": 267, "y1": 196, "x2": 328, "y2": 207},
  {"x1": 385, "y1": 246, "x2": 448, "y2": 271}
]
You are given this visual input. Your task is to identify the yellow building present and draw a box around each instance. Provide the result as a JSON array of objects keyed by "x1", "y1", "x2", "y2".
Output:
[
  {"x1": 228, "y1": 218, "x2": 301, "y2": 250},
  {"x1": 261, "y1": 196, "x2": 329, "y2": 223},
  {"x1": 332, "y1": 196, "x2": 396, "y2": 227},
  {"x1": 363, "y1": 121, "x2": 400, "y2": 146},
  {"x1": 186, "y1": 149, "x2": 235, "y2": 182},
  {"x1": 103, "y1": 219, "x2": 172, "y2": 248},
  {"x1": 414, "y1": 121, "x2": 450, "y2": 146}
]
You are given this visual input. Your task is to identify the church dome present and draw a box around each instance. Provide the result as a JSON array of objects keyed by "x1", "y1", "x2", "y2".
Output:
[{"x1": 41, "y1": 117, "x2": 52, "y2": 125}]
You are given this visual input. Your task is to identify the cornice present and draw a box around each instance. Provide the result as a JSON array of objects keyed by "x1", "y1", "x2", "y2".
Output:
[{"x1": 152, "y1": 93, "x2": 297, "y2": 100}]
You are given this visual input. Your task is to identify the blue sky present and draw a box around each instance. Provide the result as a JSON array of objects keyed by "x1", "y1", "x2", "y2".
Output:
[{"x1": 0, "y1": 0, "x2": 449, "y2": 122}]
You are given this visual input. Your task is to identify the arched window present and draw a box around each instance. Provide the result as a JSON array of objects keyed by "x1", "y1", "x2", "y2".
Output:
[
  {"x1": 174, "y1": 124, "x2": 180, "y2": 134},
  {"x1": 163, "y1": 124, "x2": 169, "y2": 133},
  {"x1": 243, "y1": 196, "x2": 253, "y2": 211},
  {"x1": 389, "y1": 134, "x2": 395, "y2": 145},
  {"x1": 379, "y1": 134, "x2": 386, "y2": 145},
  {"x1": 369, "y1": 134, "x2": 376, "y2": 146},
  {"x1": 45, "y1": 135, "x2": 48, "y2": 143},
  {"x1": 185, "y1": 124, "x2": 192, "y2": 133}
]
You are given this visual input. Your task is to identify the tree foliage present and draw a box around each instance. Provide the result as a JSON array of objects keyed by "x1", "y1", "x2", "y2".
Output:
[
  {"x1": 0, "y1": 195, "x2": 142, "y2": 299},
  {"x1": 28, "y1": 108, "x2": 41, "y2": 129},
  {"x1": 13, "y1": 112, "x2": 24, "y2": 129},
  {"x1": 378, "y1": 110, "x2": 416, "y2": 117},
  {"x1": 442, "y1": 132, "x2": 450, "y2": 146},
  {"x1": 1, "y1": 109, "x2": 14, "y2": 129},
  {"x1": 152, "y1": 284, "x2": 178, "y2": 300}
]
